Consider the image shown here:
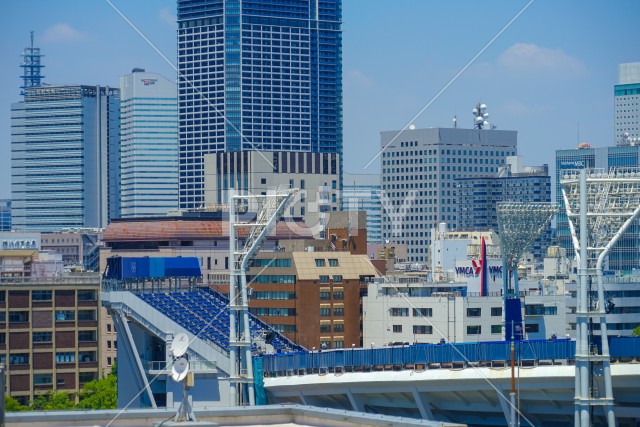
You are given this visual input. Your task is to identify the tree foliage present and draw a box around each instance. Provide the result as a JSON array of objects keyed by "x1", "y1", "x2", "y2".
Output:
[
  {"x1": 633, "y1": 325, "x2": 640, "y2": 337},
  {"x1": 77, "y1": 372, "x2": 117, "y2": 410},
  {"x1": 5, "y1": 395, "x2": 27, "y2": 412}
]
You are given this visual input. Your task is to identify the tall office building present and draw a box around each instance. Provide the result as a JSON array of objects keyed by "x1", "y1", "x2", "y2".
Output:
[
  {"x1": 381, "y1": 127, "x2": 517, "y2": 263},
  {"x1": 455, "y1": 156, "x2": 551, "y2": 264},
  {"x1": 177, "y1": 0, "x2": 343, "y2": 209},
  {"x1": 0, "y1": 200, "x2": 11, "y2": 232},
  {"x1": 11, "y1": 85, "x2": 120, "y2": 231},
  {"x1": 615, "y1": 62, "x2": 640, "y2": 144},
  {"x1": 120, "y1": 69, "x2": 178, "y2": 217},
  {"x1": 556, "y1": 144, "x2": 640, "y2": 272},
  {"x1": 342, "y1": 173, "x2": 383, "y2": 244}
]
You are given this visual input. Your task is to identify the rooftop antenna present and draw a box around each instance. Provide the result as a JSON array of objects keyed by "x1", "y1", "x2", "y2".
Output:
[
  {"x1": 155, "y1": 332, "x2": 214, "y2": 426},
  {"x1": 453, "y1": 115, "x2": 457, "y2": 128},
  {"x1": 472, "y1": 102, "x2": 490, "y2": 129},
  {"x1": 20, "y1": 31, "x2": 45, "y2": 95}
]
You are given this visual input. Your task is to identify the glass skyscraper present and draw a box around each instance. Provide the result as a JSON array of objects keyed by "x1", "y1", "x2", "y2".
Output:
[
  {"x1": 11, "y1": 85, "x2": 120, "y2": 231},
  {"x1": 120, "y1": 69, "x2": 179, "y2": 217},
  {"x1": 177, "y1": 0, "x2": 343, "y2": 209},
  {"x1": 342, "y1": 173, "x2": 383, "y2": 244}
]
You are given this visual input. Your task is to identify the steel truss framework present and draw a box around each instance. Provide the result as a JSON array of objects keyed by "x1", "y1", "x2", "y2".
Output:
[
  {"x1": 561, "y1": 167, "x2": 640, "y2": 427},
  {"x1": 228, "y1": 186, "x2": 297, "y2": 406},
  {"x1": 496, "y1": 202, "x2": 558, "y2": 296}
]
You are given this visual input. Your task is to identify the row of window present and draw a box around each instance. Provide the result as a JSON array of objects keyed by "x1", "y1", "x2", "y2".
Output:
[
  {"x1": 319, "y1": 291, "x2": 344, "y2": 300},
  {"x1": 320, "y1": 323, "x2": 344, "y2": 333},
  {"x1": 0, "y1": 309, "x2": 97, "y2": 323},
  {"x1": 320, "y1": 307, "x2": 344, "y2": 316},
  {"x1": 0, "y1": 289, "x2": 97, "y2": 302}
]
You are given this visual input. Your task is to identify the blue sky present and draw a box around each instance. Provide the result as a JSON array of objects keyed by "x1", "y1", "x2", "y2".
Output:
[{"x1": 1, "y1": 1, "x2": 639, "y2": 199}]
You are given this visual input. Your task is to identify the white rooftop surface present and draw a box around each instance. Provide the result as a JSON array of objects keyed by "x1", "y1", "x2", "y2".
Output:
[{"x1": 5, "y1": 404, "x2": 465, "y2": 427}]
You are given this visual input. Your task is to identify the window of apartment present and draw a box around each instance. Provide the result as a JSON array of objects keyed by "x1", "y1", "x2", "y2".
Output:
[
  {"x1": 260, "y1": 178, "x2": 267, "y2": 184},
  {"x1": 55, "y1": 310, "x2": 74, "y2": 321},
  {"x1": 79, "y1": 372, "x2": 97, "y2": 384},
  {"x1": 333, "y1": 323, "x2": 344, "y2": 332},
  {"x1": 525, "y1": 305, "x2": 557, "y2": 316},
  {"x1": 56, "y1": 352, "x2": 75, "y2": 363},
  {"x1": 319, "y1": 275, "x2": 329, "y2": 283},
  {"x1": 328, "y1": 259, "x2": 339, "y2": 267},
  {"x1": 33, "y1": 374, "x2": 53, "y2": 385},
  {"x1": 0, "y1": 291, "x2": 5, "y2": 302},
  {"x1": 320, "y1": 324, "x2": 330, "y2": 333},
  {"x1": 491, "y1": 307, "x2": 502, "y2": 317},
  {"x1": 9, "y1": 311, "x2": 29, "y2": 323},
  {"x1": 300, "y1": 179, "x2": 305, "y2": 189},
  {"x1": 0, "y1": 333, "x2": 5, "y2": 345},
  {"x1": 107, "y1": 340, "x2": 112, "y2": 349},
  {"x1": 319, "y1": 291, "x2": 330, "y2": 300},
  {"x1": 0, "y1": 312, "x2": 5, "y2": 322},
  {"x1": 32, "y1": 290, "x2": 52, "y2": 301},
  {"x1": 33, "y1": 332, "x2": 53, "y2": 343},
  {"x1": 333, "y1": 340, "x2": 344, "y2": 349},
  {"x1": 78, "y1": 290, "x2": 97, "y2": 301},
  {"x1": 467, "y1": 325, "x2": 482, "y2": 335},
  {"x1": 332, "y1": 275, "x2": 342, "y2": 283},
  {"x1": 393, "y1": 325, "x2": 403, "y2": 333},
  {"x1": 333, "y1": 307, "x2": 344, "y2": 316},
  {"x1": 79, "y1": 351, "x2": 96, "y2": 363},
  {"x1": 491, "y1": 325, "x2": 502, "y2": 334},
  {"x1": 413, "y1": 308, "x2": 432, "y2": 317},
  {"x1": 332, "y1": 291, "x2": 344, "y2": 300},
  {"x1": 413, "y1": 325, "x2": 432, "y2": 334},
  {"x1": 78, "y1": 330, "x2": 97, "y2": 342},
  {"x1": 78, "y1": 310, "x2": 96, "y2": 321},
  {"x1": 320, "y1": 340, "x2": 331, "y2": 349},
  {"x1": 467, "y1": 308, "x2": 481, "y2": 317},
  {"x1": 320, "y1": 308, "x2": 331, "y2": 317},
  {"x1": 315, "y1": 259, "x2": 325, "y2": 267},
  {"x1": 107, "y1": 324, "x2": 112, "y2": 333},
  {"x1": 9, "y1": 354, "x2": 29, "y2": 365},
  {"x1": 107, "y1": 357, "x2": 112, "y2": 366},
  {"x1": 525, "y1": 323, "x2": 540, "y2": 333},
  {"x1": 390, "y1": 308, "x2": 409, "y2": 317}
]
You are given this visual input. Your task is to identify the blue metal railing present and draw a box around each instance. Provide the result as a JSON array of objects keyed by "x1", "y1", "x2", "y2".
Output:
[{"x1": 259, "y1": 337, "x2": 640, "y2": 375}]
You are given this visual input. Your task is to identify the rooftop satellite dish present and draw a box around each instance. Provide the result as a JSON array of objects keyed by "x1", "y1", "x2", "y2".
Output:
[
  {"x1": 171, "y1": 356, "x2": 189, "y2": 382},
  {"x1": 171, "y1": 332, "x2": 189, "y2": 358}
]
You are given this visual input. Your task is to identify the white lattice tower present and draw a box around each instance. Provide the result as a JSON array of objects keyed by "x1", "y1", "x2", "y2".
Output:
[{"x1": 561, "y1": 167, "x2": 640, "y2": 427}]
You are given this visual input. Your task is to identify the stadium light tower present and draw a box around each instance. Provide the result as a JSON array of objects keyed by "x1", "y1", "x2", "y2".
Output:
[
  {"x1": 228, "y1": 186, "x2": 296, "y2": 406},
  {"x1": 561, "y1": 167, "x2": 640, "y2": 427},
  {"x1": 496, "y1": 202, "x2": 558, "y2": 339}
]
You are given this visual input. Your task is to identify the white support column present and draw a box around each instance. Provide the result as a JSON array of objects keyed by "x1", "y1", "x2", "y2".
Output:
[{"x1": 411, "y1": 387, "x2": 434, "y2": 420}]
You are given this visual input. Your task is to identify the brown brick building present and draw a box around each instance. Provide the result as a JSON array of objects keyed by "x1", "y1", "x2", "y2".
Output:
[{"x1": 0, "y1": 251, "x2": 102, "y2": 405}]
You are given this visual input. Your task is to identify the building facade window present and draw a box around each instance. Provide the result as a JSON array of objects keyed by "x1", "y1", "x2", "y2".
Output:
[
  {"x1": 467, "y1": 325, "x2": 482, "y2": 335},
  {"x1": 393, "y1": 325, "x2": 402, "y2": 333},
  {"x1": 467, "y1": 308, "x2": 481, "y2": 317},
  {"x1": 413, "y1": 308, "x2": 432, "y2": 317},
  {"x1": 390, "y1": 308, "x2": 409, "y2": 317},
  {"x1": 413, "y1": 325, "x2": 432, "y2": 334}
]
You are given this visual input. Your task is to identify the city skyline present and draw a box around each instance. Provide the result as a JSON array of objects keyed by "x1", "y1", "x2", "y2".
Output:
[{"x1": 0, "y1": 1, "x2": 639, "y2": 200}]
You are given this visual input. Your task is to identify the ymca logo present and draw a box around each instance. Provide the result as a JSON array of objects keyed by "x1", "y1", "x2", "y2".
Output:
[{"x1": 471, "y1": 259, "x2": 483, "y2": 275}]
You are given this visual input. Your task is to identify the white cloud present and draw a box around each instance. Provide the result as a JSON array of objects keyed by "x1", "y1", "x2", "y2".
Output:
[
  {"x1": 42, "y1": 23, "x2": 86, "y2": 43},
  {"x1": 497, "y1": 43, "x2": 587, "y2": 75},
  {"x1": 346, "y1": 69, "x2": 374, "y2": 88},
  {"x1": 159, "y1": 8, "x2": 177, "y2": 30}
]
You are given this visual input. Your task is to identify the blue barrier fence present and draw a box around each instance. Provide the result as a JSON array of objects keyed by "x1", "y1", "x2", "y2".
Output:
[{"x1": 260, "y1": 337, "x2": 640, "y2": 375}]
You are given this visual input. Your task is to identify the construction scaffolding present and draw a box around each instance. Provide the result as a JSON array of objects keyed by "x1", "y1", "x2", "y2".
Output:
[
  {"x1": 561, "y1": 167, "x2": 640, "y2": 427},
  {"x1": 228, "y1": 186, "x2": 297, "y2": 406}
]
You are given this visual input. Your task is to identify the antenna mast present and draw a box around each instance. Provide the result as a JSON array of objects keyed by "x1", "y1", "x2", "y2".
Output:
[{"x1": 20, "y1": 31, "x2": 45, "y2": 95}]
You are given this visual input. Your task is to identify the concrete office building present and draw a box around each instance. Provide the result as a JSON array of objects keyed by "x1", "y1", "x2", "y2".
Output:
[
  {"x1": 381, "y1": 127, "x2": 517, "y2": 263},
  {"x1": 0, "y1": 249, "x2": 102, "y2": 405},
  {"x1": 11, "y1": 85, "x2": 120, "y2": 231},
  {"x1": 177, "y1": 0, "x2": 343, "y2": 209},
  {"x1": 455, "y1": 156, "x2": 551, "y2": 264},
  {"x1": 556, "y1": 144, "x2": 640, "y2": 271},
  {"x1": 120, "y1": 69, "x2": 178, "y2": 218},
  {"x1": 363, "y1": 276, "x2": 567, "y2": 346},
  {"x1": 342, "y1": 173, "x2": 383, "y2": 244},
  {"x1": 615, "y1": 61, "x2": 640, "y2": 144},
  {"x1": 204, "y1": 151, "x2": 340, "y2": 236}
]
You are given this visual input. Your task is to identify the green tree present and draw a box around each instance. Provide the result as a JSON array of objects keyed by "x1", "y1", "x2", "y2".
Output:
[
  {"x1": 633, "y1": 325, "x2": 640, "y2": 337},
  {"x1": 5, "y1": 395, "x2": 27, "y2": 412},
  {"x1": 30, "y1": 391, "x2": 75, "y2": 411},
  {"x1": 77, "y1": 371, "x2": 117, "y2": 410}
]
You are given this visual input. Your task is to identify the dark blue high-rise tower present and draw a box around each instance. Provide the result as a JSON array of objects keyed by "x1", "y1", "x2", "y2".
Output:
[{"x1": 177, "y1": 0, "x2": 343, "y2": 209}]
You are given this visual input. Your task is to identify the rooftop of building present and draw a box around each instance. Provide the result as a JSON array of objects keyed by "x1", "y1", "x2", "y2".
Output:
[
  {"x1": 103, "y1": 218, "x2": 314, "y2": 242},
  {"x1": 290, "y1": 251, "x2": 380, "y2": 280}
]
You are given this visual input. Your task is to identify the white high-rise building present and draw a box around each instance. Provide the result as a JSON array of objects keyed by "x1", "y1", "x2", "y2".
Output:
[
  {"x1": 615, "y1": 61, "x2": 640, "y2": 144},
  {"x1": 380, "y1": 127, "x2": 517, "y2": 263},
  {"x1": 119, "y1": 69, "x2": 178, "y2": 217},
  {"x1": 342, "y1": 173, "x2": 382, "y2": 244}
]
